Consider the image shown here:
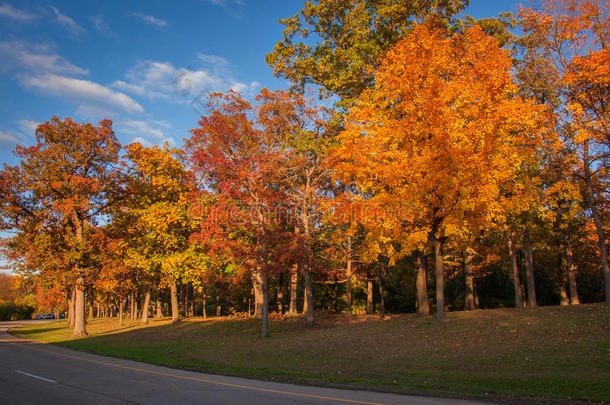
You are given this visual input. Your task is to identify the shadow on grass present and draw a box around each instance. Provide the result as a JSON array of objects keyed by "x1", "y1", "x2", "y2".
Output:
[
  {"x1": 15, "y1": 326, "x2": 68, "y2": 336},
  {"x1": 98, "y1": 324, "x2": 143, "y2": 334}
]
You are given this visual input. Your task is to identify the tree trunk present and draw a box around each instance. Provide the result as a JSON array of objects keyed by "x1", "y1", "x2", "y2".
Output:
[
  {"x1": 473, "y1": 282, "x2": 480, "y2": 308},
  {"x1": 415, "y1": 251, "x2": 430, "y2": 315},
  {"x1": 507, "y1": 232, "x2": 524, "y2": 308},
  {"x1": 140, "y1": 285, "x2": 151, "y2": 325},
  {"x1": 304, "y1": 269, "x2": 314, "y2": 325},
  {"x1": 72, "y1": 276, "x2": 87, "y2": 337},
  {"x1": 277, "y1": 275, "x2": 284, "y2": 314},
  {"x1": 216, "y1": 293, "x2": 221, "y2": 317},
  {"x1": 261, "y1": 273, "x2": 269, "y2": 338},
  {"x1": 71, "y1": 213, "x2": 87, "y2": 336},
  {"x1": 583, "y1": 139, "x2": 610, "y2": 304},
  {"x1": 366, "y1": 280, "x2": 374, "y2": 314},
  {"x1": 565, "y1": 236, "x2": 580, "y2": 305},
  {"x1": 591, "y1": 204, "x2": 610, "y2": 304},
  {"x1": 68, "y1": 288, "x2": 75, "y2": 326},
  {"x1": 346, "y1": 258, "x2": 353, "y2": 316},
  {"x1": 464, "y1": 248, "x2": 475, "y2": 311},
  {"x1": 156, "y1": 295, "x2": 163, "y2": 319},
  {"x1": 301, "y1": 214, "x2": 314, "y2": 325},
  {"x1": 119, "y1": 297, "x2": 124, "y2": 327},
  {"x1": 129, "y1": 291, "x2": 135, "y2": 320},
  {"x1": 377, "y1": 267, "x2": 385, "y2": 320},
  {"x1": 253, "y1": 272, "x2": 264, "y2": 319},
  {"x1": 170, "y1": 281, "x2": 180, "y2": 323},
  {"x1": 202, "y1": 288, "x2": 207, "y2": 320},
  {"x1": 434, "y1": 236, "x2": 446, "y2": 321},
  {"x1": 559, "y1": 283, "x2": 569, "y2": 306},
  {"x1": 522, "y1": 226, "x2": 538, "y2": 308},
  {"x1": 289, "y1": 264, "x2": 298, "y2": 314},
  {"x1": 180, "y1": 283, "x2": 187, "y2": 318},
  {"x1": 189, "y1": 284, "x2": 194, "y2": 317}
]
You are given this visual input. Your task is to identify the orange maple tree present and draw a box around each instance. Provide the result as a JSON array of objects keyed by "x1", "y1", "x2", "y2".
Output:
[{"x1": 330, "y1": 23, "x2": 547, "y2": 320}]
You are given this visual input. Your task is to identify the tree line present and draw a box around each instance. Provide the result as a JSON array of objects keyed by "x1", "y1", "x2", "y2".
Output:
[{"x1": 0, "y1": 0, "x2": 608, "y2": 337}]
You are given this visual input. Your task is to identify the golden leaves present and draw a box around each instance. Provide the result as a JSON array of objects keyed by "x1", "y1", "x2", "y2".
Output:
[{"x1": 330, "y1": 23, "x2": 547, "y2": 255}]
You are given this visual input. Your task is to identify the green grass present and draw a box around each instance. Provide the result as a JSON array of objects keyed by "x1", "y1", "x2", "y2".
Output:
[{"x1": 13, "y1": 304, "x2": 610, "y2": 403}]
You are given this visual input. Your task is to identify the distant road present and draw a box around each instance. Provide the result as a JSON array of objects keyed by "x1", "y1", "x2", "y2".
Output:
[{"x1": 0, "y1": 320, "x2": 488, "y2": 405}]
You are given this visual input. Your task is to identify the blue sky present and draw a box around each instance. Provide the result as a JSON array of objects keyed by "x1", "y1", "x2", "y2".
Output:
[
  {"x1": 0, "y1": 0, "x2": 524, "y2": 165},
  {"x1": 0, "y1": 0, "x2": 522, "y2": 272}
]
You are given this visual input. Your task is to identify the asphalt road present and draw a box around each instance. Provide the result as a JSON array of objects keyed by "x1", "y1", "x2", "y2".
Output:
[{"x1": 0, "y1": 320, "x2": 489, "y2": 405}]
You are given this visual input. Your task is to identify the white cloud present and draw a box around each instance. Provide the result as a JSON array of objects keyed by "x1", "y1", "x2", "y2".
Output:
[
  {"x1": 17, "y1": 120, "x2": 40, "y2": 136},
  {"x1": 0, "y1": 3, "x2": 39, "y2": 21},
  {"x1": 74, "y1": 104, "x2": 118, "y2": 120},
  {"x1": 0, "y1": 129, "x2": 18, "y2": 143},
  {"x1": 90, "y1": 14, "x2": 110, "y2": 32},
  {"x1": 0, "y1": 41, "x2": 88, "y2": 75},
  {"x1": 0, "y1": 126, "x2": 31, "y2": 145},
  {"x1": 117, "y1": 119, "x2": 176, "y2": 147},
  {"x1": 231, "y1": 81, "x2": 260, "y2": 94},
  {"x1": 133, "y1": 13, "x2": 167, "y2": 27},
  {"x1": 50, "y1": 6, "x2": 85, "y2": 36},
  {"x1": 113, "y1": 57, "x2": 259, "y2": 104},
  {"x1": 119, "y1": 120, "x2": 164, "y2": 140},
  {"x1": 131, "y1": 136, "x2": 152, "y2": 147},
  {"x1": 197, "y1": 53, "x2": 229, "y2": 67},
  {"x1": 203, "y1": 0, "x2": 245, "y2": 6},
  {"x1": 23, "y1": 74, "x2": 144, "y2": 114}
]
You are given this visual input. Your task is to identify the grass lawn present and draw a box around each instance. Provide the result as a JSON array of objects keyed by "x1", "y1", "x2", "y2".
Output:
[{"x1": 12, "y1": 304, "x2": 610, "y2": 403}]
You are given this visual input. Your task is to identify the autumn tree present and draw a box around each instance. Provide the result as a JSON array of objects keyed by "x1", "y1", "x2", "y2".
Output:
[
  {"x1": 519, "y1": 0, "x2": 610, "y2": 303},
  {"x1": 94, "y1": 233, "x2": 136, "y2": 326},
  {"x1": 0, "y1": 273, "x2": 18, "y2": 303},
  {"x1": 0, "y1": 117, "x2": 120, "y2": 336},
  {"x1": 120, "y1": 143, "x2": 195, "y2": 324},
  {"x1": 188, "y1": 91, "x2": 286, "y2": 337},
  {"x1": 331, "y1": 24, "x2": 546, "y2": 321},
  {"x1": 266, "y1": 0, "x2": 469, "y2": 109},
  {"x1": 256, "y1": 89, "x2": 337, "y2": 324}
]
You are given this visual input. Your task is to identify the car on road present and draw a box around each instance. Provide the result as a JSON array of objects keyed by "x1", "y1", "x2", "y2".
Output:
[{"x1": 34, "y1": 314, "x2": 56, "y2": 320}]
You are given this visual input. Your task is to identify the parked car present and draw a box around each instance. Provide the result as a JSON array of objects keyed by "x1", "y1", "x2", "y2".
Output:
[
  {"x1": 34, "y1": 314, "x2": 44, "y2": 320},
  {"x1": 46, "y1": 314, "x2": 55, "y2": 319}
]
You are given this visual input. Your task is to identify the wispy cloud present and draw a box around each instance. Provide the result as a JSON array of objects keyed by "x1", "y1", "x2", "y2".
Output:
[
  {"x1": 17, "y1": 120, "x2": 40, "y2": 136},
  {"x1": 50, "y1": 6, "x2": 85, "y2": 36},
  {"x1": 203, "y1": 0, "x2": 245, "y2": 6},
  {"x1": 117, "y1": 119, "x2": 175, "y2": 146},
  {"x1": 133, "y1": 13, "x2": 167, "y2": 27},
  {"x1": 23, "y1": 74, "x2": 144, "y2": 114},
  {"x1": 90, "y1": 14, "x2": 110, "y2": 33},
  {"x1": 0, "y1": 126, "x2": 32, "y2": 145},
  {"x1": 0, "y1": 129, "x2": 17, "y2": 143},
  {"x1": 113, "y1": 56, "x2": 259, "y2": 106},
  {"x1": 0, "y1": 3, "x2": 39, "y2": 21},
  {"x1": 202, "y1": 0, "x2": 245, "y2": 17},
  {"x1": 197, "y1": 53, "x2": 229, "y2": 69},
  {"x1": 0, "y1": 41, "x2": 88, "y2": 75}
]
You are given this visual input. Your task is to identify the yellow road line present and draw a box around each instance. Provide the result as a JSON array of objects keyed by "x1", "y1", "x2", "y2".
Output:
[{"x1": 7, "y1": 339, "x2": 387, "y2": 405}]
